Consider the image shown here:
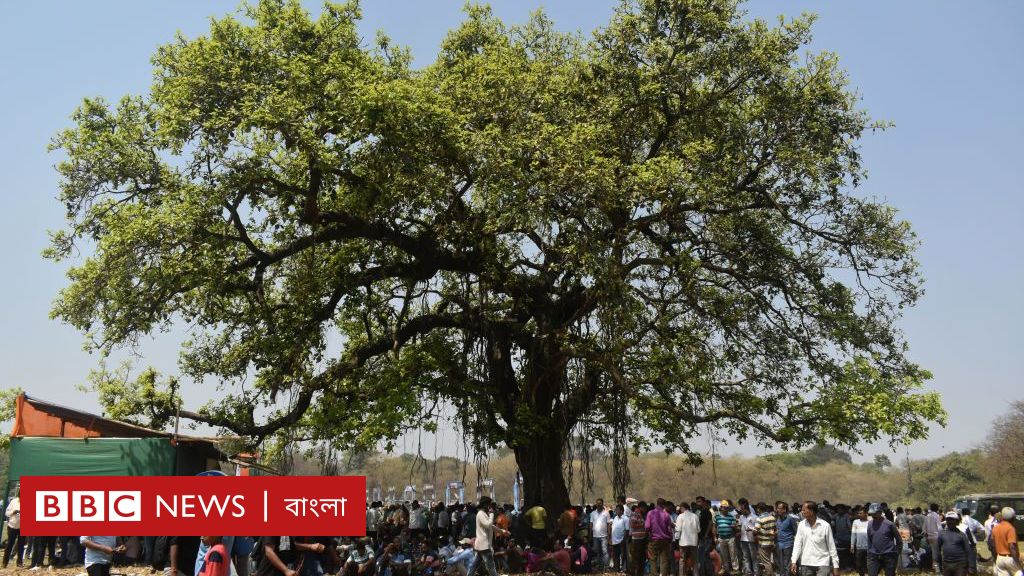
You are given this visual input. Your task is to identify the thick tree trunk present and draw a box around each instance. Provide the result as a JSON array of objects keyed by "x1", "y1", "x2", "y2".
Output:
[{"x1": 513, "y1": 427, "x2": 571, "y2": 521}]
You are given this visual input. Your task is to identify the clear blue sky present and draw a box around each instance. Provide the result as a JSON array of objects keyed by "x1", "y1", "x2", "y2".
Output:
[{"x1": 1, "y1": 1, "x2": 1021, "y2": 463}]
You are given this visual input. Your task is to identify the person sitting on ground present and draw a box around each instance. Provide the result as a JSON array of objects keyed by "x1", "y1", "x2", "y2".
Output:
[
  {"x1": 570, "y1": 537, "x2": 591, "y2": 574},
  {"x1": 526, "y1": 546, "x2": 545, "y2": 574},
  {"x1": 443, "y1": 539, "x2": 474, "y2": 576},
  {"x1": 378, "y1": 539, "x2": 411, "y2": 576},
  {"x1": 413, "y1": 540, "x2": 440, "y2": 576},
  {"x1": 344, "y1": 539, "x2": 376, "y2": 576},
  {"x1": 504, "y1": 539, "x2": 526, "y2": 574},
  {"x1": 544, "y1": 538, "x2": 572, "y2": 576}
]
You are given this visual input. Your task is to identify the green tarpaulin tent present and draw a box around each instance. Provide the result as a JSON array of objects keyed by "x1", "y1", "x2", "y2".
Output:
[{"x1": 7, "y1": 437, "x2": 177, "y2": 480}]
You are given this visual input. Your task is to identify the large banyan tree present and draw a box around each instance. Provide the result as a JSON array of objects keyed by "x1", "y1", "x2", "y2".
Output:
[{"x1": 49, "y1": 0, "x2": 944, "y2": 513}]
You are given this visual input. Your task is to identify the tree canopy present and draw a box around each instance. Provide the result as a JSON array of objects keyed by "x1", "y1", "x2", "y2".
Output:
[{"x1": 49, "y1": 0, "x2": 944, "y2": 510}]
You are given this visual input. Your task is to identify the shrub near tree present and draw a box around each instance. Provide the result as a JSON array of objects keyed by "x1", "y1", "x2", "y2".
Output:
[{"x1": 49, "y1": 0, "x2": 944, "y2": 513}]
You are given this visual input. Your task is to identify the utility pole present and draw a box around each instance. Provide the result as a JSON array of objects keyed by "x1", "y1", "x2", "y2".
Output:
[{"x1": 905, "y1": 445, "x2": 913, "y2": 495}]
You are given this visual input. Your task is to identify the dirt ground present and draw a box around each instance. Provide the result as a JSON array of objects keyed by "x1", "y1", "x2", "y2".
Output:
[{"x1": 0, "y1": 569, "x2": 149, "y2": 576}]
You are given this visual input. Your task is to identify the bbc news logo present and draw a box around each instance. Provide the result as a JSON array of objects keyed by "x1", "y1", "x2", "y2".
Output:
[
  {"x1": 36, "y1": 491, "x2": 141, "y2": 521},
  {"x1": 21, "y1": 476, "x2": 366, "y2": 536}
]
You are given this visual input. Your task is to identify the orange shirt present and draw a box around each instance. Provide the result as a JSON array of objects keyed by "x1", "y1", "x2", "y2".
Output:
[
  {"x1": 991, "y1": 520, "x2": 1018, "y2": 556},
  {"x1": 496, "y1": 513, "x2": 510, "y2": 531}
]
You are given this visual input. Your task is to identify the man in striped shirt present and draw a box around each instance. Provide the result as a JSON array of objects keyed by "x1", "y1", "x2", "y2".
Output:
[
  {"x1": 717, "y1": 501, "x2": 740, "y2": 576},
  {"x1": 755, "y1": 503, "x2": 778, "y2": 576}
]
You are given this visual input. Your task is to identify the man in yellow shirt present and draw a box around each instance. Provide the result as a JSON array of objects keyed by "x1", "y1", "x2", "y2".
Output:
[{"x1": 524, "y1": 505, "x2": 548, "y2": 548}]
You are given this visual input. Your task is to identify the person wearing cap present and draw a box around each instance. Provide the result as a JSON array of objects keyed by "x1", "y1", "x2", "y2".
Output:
[
  {"x1": 716, "y1": 500, "x2": 740, "y2": 576},
  {"x1": 990, "y1": 507, "x2": 1020, "y2": 576},
  {"x1": 937, "y1": 511, "x2": 970, "y2": 576},
  {"x1": 789, "y1": 501, "x2": 839, "y2": 576},
  {"x1": 444, "y1": 539, "x2": 475, "y2": 576},
  {"x1": 865, "y1": 503, "x2": 900, "y2": 576}
]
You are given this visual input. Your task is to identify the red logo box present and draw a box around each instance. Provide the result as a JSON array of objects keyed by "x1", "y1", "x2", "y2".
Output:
[{"x1": 20, "y1": 475, "x2": 367, "y2": 536}]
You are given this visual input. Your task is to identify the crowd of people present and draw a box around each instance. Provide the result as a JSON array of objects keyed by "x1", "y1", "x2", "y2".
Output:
[{"x1": 1, "y1": 494, "x2": 1019, "y2": 576}]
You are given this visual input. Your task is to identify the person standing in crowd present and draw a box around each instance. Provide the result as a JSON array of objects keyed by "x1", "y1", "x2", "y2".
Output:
[
  {"x1": 473, "y1": 496, "x2": 509, "y2": 576},
  {"x1": 695, "y1": 497, "x2": 717, "y2": 576},
  {"x1": 255, "y1": 537, "x2": 297, "y2": 576},
  {"x1": 990, "y1": 507, "x2": 1019, "y2": 576},
  {"x1": 195, "y1": 537, "x2": 236, "y2": 576},
  {"x1": 925, "y1": 504, "x2": 942, "y2": 575},
  {"x1": 958, "y1": 508, "x2": 982, "y2": 575},
  {"x1": 629, "y1": 501, "x2": 649, "y2": 576},
  {"x1": 647, "y1": 498, "x2": 675, "y2": 576},
  {"x1": 739, "y1": 500, "x2": 759, "y2": 576},
  {"x1": 30, "y1": 534, "x2": 57, "y2": 570},
  {"x1": 409, "y1": 501, "x2": 427, "y2": 540},
  {"x1": 984, "y1": 506, "x2": 1001, "y2": 543},
  {"x1": 367, "y1": 503, "x2": 381, "y2": 545},
  {"x1": 895, "y1": 508, "x2": 910, "y2": 535},
  {"x1": 850, "y1": 506, "x2": 869, "y2": 576},
  {"x1": 833, "y1": 506, "x2": 852, "y2": 571},
  {"x1": 3, "y1": 493, "x2": 24, "y2": 568},
  {"x1": 776, "y1": 502, "x2": 797, "y2": 576},
  {"x1": 558, "y1": 504, "x2": 577, "y2": 542},
  {"x1": 525, "y1": 503, "x2": 548, "y2": 549},
  {"x1": 81, "y1": 537, "x2": 125, "y2": 576},
  {"x1": 171, "y1": 537, "x2": 201, "y2": 576},
  {"x1": 677, "y1": 502, "x2": 700, "y2": 576},
  {"x1": 937, "y1": 512, "x2": 970, "y2": 576},
  {"x1": 197, "y1": 536, "x2": 229, "y2": 576},
  {"x1": 789, "y1": 501, "x2": 839, "y2": 576},
  {"x1": 754, "y1": 503, "x2": 777, "y2": 576},
  {"x1": 913, "y1": 506, "x2": 929, "y2": 553},
  {"x1": 591, "y1": 498, "x2": 612, "y2": 572},
  {"x1": 865, "y1": 503, "x2": 900, "y2": 576},
  {"x1": 717, "y1": 500, "x2": 740, "y2": 576},
  {"x1": 612, "y1": 504, "x2": 630, "y2": 573}
]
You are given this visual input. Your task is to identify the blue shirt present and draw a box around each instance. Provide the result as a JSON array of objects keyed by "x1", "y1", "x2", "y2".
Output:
[
  {"x1": 777, "y1": 515, "x2": 797, "y2": 548},
  {"x1": 867, "y1": 518, "x2": 901, "y2": 556},
  {"x1": 81, "y1": 536, "x2": 117, "y2": 567}
]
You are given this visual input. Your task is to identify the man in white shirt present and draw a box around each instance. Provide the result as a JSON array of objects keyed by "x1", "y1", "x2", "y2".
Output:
[
  {"x1": 677, "y1": 503, "x2": 700, "y2": 576},
  {"x1": 366, "y1": 503, "x2": 382, "y2": 546},
  {"x1": 612, "y1": 504, "x2": 630, "y2": 572},
  {"x1": 739, "y1": 500, "x2": 759, "y2": 576},
  {"x1": 591, "y1": 498, "x2": 612, "y2": 571},
  {"x1": 850, "y1": 506, "x2": 869, "y2": 576},
  {"x1": 957, "y1": 508, "x2": 982, "y2": 575},
  {"x1": 474, "y1": 497, "x2": 509, "y2": 576},
  {"x1": 790, "y1": 501, "x2": 839, "y2": 576},
  {"x1": 3, "y1": 496, "x2": 25, "y2": 568},
  {"x1": 409, "y1": 501, "x2": 427, "y2": 538}
]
